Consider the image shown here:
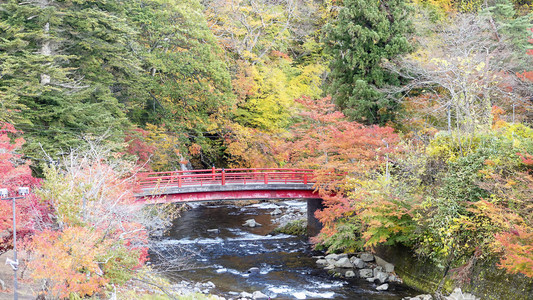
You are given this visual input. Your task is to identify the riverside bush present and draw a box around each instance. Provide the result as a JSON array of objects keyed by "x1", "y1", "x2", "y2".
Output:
[
  {"x1": 416, "y1": 124, "x2": 533, "y2": 275},
  {"x1": 315, "y1": 122, "x2": 533, "y2": 278}
]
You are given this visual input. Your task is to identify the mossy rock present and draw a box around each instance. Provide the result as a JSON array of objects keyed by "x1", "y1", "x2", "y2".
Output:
[{"x1": 274, "y1": 219, "x2": 307, "y2": 236}]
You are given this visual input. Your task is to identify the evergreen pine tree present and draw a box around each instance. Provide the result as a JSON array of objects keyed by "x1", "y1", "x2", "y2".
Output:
[
  {"x1": 324, "y1": 0, "x2": 413, "y2": 124},
  {"x1": 1, "y1": 0, "x2": 137, "y2": 158},
  {"x1": 484, "y1": 0, "x2": 533, "y2": 67},
  {"x1": 0, "y1": 0, "x2": 70, "y2": 123},
  {"x1": 1, "y1": 0, "x2": 235, "y2": 166}
]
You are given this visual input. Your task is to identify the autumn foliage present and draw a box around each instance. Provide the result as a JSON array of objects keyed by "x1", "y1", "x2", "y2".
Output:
[
  {"x1": 280, "y1": 96, "x2": 398, "y2": 174},
  {"x1": 517, "y1": 27, "x2": 533, "y2": 82},
  {"x1": 0, "y1": 0, "x2": 531, "y2": 296},
  {"x1": 29, "y1": 227, "x2": 112, "y2": 298},
  {"x1": 495, "y1": 228, "x2": 533, "y2": 277},
  {"x1": 0, "y1": 123, "x2": 43, "y2": 254},
  {"x1": 26, "y1": 146, "x2": 149, "y2": 298},
  {"x1": 278, "y1": 97, "x2": 400, "y2": 250},
  {"x1": 473, "y1": 157, "x2": 533, "y2": 278},
  {"x1": 125, "y1": 128, "x2": 156, "y2": 168},
  {"x1": 278, "y1": 95, "x2": 533, "y2": 281}
]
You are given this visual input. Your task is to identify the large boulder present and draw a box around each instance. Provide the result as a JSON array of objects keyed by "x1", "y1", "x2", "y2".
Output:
[
  {"x1": 325, "y1": 253, "x2": 339, "y2": 260},
  {"x1": 375, "y1": 271, "x2": 389, "y2": 284},
  {"x1": 271, "y1": 208, "x2": 282, "y2": 215},
  {"x1": 360, "y1": 253, "x2": 374, "y2": 262},
  {"x1": 334, "y1": 257, "x2": 353, "y2": 268},
  {"x1": 375, "y1": 255, "x2": 387, "y2": 267},
  {"x1": 359, "y1": 269, "x2": 373, "y2": 278},
  {"x1": 316, "y1": 259, "x2": 328, "y2": 266},
  {"x1": 350, "y1": 257, "x2": 366, "y2": 268},
  {"x1": 376, "y1": 284, "x2": 389, "y2": 291},
  {"x1": 375, "y1": 256, "x2": 395, "y2": 273}
]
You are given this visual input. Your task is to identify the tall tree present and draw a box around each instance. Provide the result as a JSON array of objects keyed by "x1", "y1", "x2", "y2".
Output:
[
  {"x1": 275, "y1": 97, "x2": 399, "y2": 250},
  {"x1": 1, "y1": 0, "x2": 134, "y2": 159},
  {"x1": 324, "y1": 0, "x2": 413, "y2": 125},
  {"x1": 0, "y1": 0, "x2": 71, "y2": 123},
  {"x1": 202, "y1": 0, "x2": 314, "y2": 63}
]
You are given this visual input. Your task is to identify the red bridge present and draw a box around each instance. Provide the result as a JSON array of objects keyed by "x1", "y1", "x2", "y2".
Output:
[
  {"x1": 135, "y1": 168, "x2": 320, "y2": 203},
  {"x1": 135, "y1": 168, "x2": 325, "y2": 236}
]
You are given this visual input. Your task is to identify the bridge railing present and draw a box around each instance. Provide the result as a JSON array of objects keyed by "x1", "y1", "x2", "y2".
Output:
[{"x1": 136, "y1": 168, "x2": 315, "y2": 189}]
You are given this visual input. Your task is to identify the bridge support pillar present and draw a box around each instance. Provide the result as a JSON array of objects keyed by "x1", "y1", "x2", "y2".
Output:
[{"x1": 307, "y1": 198, "x2": 324, "y2": 237}]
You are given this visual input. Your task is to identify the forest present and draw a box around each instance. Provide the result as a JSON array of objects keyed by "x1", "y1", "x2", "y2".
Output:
[{"x1": 0, "y1": 0, "x2": 532, "y2": 298}]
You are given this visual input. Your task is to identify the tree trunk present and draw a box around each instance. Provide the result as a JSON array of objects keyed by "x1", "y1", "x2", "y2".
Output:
[{"x1": 37, "y1": 0, "x2": 51, "y2": 85}]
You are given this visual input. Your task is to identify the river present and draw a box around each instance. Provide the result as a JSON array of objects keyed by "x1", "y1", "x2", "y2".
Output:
[{"x1": 150, "y1": 201, "x2": 418, "y2": 299}]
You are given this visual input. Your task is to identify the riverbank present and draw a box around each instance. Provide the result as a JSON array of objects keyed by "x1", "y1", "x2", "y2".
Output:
[{"x1": 376, "y1": 245, "x2": 533, "y2": 300}]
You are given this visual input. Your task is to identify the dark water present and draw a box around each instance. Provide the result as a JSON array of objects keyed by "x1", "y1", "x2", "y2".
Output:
[{"x1": 150, "y1": 201, "x2": 418, "y2": 299}]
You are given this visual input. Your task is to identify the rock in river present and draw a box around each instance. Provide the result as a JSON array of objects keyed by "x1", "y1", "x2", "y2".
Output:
[
  {"x1": 359, "y1": 268, "x2": 373, "y2": 278},
  {"x1": 316, "y1": 259, "x2": 328, "y2": 266},
  {"x1": 375, "y1": 255, "x2": 395, "y2": 273},
  {"x1": 345, "y1": 270, "x2": 356, "y2": 278},
  {"x1": 252, "y1": 291, "x2": 269, "y2": 299},
  {"x1": 240, "y1": 291, "x2": 253, "y2": 298},
  {"x1": 271, "y1": 208, "x2": 282, "y2": 215},
  {"x1": 243, "y1": 219, "x2": 262, "y2": 227},
  {"x1": 325, "y1": 253, "x2": 339, "y2": 260},
  {"x1": 375, "y1": 271, "x2": 389, "y2": 284}
]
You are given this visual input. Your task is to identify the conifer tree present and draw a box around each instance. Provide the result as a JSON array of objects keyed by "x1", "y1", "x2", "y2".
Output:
[
  {"x1": 324, "y1": 0, "x2": 413, "y2": 125},
  {"x1": 1, "y1": 0, "x2": 134, "y2": 158},
  {"x1": 0, "y1": 0, "x2": 70, "y2": 123}
]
